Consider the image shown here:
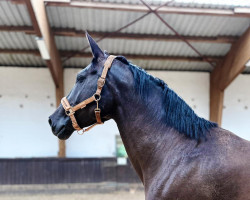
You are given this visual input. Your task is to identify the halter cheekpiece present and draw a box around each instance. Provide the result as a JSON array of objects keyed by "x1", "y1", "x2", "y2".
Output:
[{"x1": 61, "y1": 55, "x2": 116, "y2": 135}]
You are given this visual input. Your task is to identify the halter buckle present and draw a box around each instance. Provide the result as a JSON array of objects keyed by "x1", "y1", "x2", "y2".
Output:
[{"x1": 97, "y1": 77, "x2": 105, "y2": 88}]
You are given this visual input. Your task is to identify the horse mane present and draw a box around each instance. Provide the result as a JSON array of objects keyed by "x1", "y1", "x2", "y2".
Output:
[{"x1": 116, "y1": 56, "x2": 217, "y2": 140}]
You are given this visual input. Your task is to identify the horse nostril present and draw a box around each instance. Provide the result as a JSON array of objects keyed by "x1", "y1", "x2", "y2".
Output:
[{"x1": 48, "y1": 118, "x2": 52, "y2": 126}]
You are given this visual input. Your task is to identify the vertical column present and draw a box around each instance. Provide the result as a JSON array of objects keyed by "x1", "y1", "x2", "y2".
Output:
[
  {"x1": 210, "y1": 81, "x2": 224, "y2": 126},
  {"x1": 56, "y1": 79, "x2": 65, "y2": 157},
  {"x1": 30, "y1": 0, "x2": 65, "y2": 157}
]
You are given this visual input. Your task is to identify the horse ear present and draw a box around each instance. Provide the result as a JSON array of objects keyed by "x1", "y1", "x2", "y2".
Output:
[{"x1": 85, "y1": 31, "x2": 104, "y2": 59}]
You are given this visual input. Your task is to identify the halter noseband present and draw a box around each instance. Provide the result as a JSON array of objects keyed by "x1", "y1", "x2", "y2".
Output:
[{"x1": 61, "y1": 55, "x2": 117, "y2": 135}]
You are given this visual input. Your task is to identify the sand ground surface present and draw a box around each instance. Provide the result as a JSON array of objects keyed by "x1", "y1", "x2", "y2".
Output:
[{"x1": 0, "y1": 182, "x2": 144, "y2": 200}]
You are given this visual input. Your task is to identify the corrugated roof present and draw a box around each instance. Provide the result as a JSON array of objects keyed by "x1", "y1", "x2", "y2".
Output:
[
  {"x1": 0, "y1": 32, "x2": 37, "y2": 49},
  {"x1": 63, "y1": 57, "x2": 213, "y2": 71},
  {"x1": 92, "y1": 0, "x2": 250, "y2": 8},
  {"x1": 55, "y1": 36, "x2": 231, "y2": 57},
  {"x1": 0, "y1": 0, "x2": 249, "y2": 73},
  {"x1": 0, "y1": 54, "x2": 45, "y2": 67},
  {"x1": 47, "y1": 6, "x2": 250, "y2": 37},
  {"x1": 0, "y1": 1, "x2": 32, "y2": 26}
]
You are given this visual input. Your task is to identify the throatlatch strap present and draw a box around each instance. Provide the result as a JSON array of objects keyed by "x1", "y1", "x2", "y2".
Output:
[{"x1": 61, "y1": 55, "x2": 116, "y2": 133}]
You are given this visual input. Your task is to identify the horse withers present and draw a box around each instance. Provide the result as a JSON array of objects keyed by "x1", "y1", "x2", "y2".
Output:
[{"x1": 49, "y1": 33, "x2": 250, "y2": 200}]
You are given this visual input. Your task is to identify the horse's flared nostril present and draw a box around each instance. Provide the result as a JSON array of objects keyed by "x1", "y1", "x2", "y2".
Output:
[{"x1": 48, "y1": 117, "x2": 52, "y2": 126}]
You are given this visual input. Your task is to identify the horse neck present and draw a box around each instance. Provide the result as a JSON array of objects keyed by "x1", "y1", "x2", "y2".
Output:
[{"x1": 110, "y1": 71, "x2": 192, "y2": 183}]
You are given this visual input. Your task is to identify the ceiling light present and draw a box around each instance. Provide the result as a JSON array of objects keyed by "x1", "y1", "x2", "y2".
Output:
[{"x1": 35, "y1": 37, "x2": 50, "y2": 60}]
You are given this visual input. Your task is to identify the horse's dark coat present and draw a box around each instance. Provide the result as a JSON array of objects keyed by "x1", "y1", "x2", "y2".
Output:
[{"x1": 49, "y1": 33, "x2": 250, "y2": 200}]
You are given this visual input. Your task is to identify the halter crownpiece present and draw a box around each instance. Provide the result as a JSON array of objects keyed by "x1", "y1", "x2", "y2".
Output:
[{"x1": 61, "y1": 55, "x2": 117, "y2": 135}]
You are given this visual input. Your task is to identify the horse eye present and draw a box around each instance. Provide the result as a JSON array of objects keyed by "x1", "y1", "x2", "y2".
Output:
[
  {"x1": 91, "y1": 69, "x2": 97, "y2": 75},
  {"x1": 76, "y1": 76, "x2": 85, "y2": 83}
]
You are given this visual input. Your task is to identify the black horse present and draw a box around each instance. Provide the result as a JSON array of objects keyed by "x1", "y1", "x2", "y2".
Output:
[{"x1": 49, "y1": 33, "x2": 250, "y2": 200}]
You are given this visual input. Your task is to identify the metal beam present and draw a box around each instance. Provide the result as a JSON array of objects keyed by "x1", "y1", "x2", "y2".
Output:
[
  {"x1": 0, "y1": 25, "x2": 34, "y2": 34},
  {"x1": 45, "y1": 1, "x2": 250, "y2": 17},
  {"x1": 52, "y1": 29, "x2": 238, "y2": 44},
  {"x1": 0, "y1": 26, "x2": 238, "y2": 44},
  {"x1": 210, "y1": 27, "x2": 250, "y2": 125},
  {"x1": 60, "y1": 51, "x2": 222, "y2": 63},
  {"x1": 0, "y1": 49, "x2": 40, "y2": 55},
  {"x1": 0, "y1": 49, "x2": 223, "y2": 63}
]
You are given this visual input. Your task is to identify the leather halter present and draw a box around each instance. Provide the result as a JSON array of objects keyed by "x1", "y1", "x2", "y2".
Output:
[{"x1": 61, "y1": 55, "x2": 116, "y2": 135}]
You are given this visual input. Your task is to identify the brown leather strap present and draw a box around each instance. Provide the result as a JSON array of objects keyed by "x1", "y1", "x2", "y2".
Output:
[
  {"x1": 61, "y1": 97, "x2": 82, "y2": 131},
  {"x1": 95, "y1": 109, "x2": 103, "y2": 124},
  {"x1": 72, "y1": 96, "x2": 96, "y2": 111},
  {"x1": 61, "y1": 55, "x2": 116, "y2": 134},
  {"x1": 96, "y1": 55, "x2": 116, "y2": 95}
]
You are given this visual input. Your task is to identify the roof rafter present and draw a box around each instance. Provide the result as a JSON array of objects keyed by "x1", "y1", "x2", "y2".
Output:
[
  {"x1": 53, "y1": 29, "x2": 238, "y2": 44},
  {"x1": 0, "y1": 49, "x2": 223, "y2": 63},
  {"x1": 9, "y1": 0, "x2": 250, "y2": 17},
  {"x1": 0, "y1": 26, "x2": 238, "y2": 44},
  {"x1": 45, "y1": 1, "x2": 250, "y2": 17}
]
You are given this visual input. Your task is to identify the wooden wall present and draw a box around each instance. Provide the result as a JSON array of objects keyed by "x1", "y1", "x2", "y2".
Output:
[{"x1": 0, "y1": 158, "x2": 140, "y2": 184}]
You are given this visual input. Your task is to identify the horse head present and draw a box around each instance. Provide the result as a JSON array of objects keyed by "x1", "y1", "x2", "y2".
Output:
[{"x1": 48, "y1": 33, "x2": 129, "y2": 140}]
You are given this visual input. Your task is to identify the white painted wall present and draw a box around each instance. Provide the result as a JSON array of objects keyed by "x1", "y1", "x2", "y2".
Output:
[
  {"x1": 0, "y1": 67, "x2": 249, "y2": 158},
  {"x1": 223, "y1": 74, "x2": 250, "y2": 141},
  {"x1": 0, "y1": 67, "x2": 58, "y2": 158}
]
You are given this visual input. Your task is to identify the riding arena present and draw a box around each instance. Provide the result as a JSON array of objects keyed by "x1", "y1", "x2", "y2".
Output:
[{"x1": 0, "y1": 0, "x2": 250, "y2": 199}]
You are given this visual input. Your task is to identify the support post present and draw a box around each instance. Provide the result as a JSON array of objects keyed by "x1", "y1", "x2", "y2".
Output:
[
  {"x1": 210, "y1": 27, "x2": 250, "y2": 125},
  {"x1": 56, "y1": 82, "x2": 65, "y2": 157},
  {"x1": 30, "y1": 0, "x2": 65, "y2": 157},
  {"x1": 210, "y1": 81, "x2": 224, "y2": 125}
]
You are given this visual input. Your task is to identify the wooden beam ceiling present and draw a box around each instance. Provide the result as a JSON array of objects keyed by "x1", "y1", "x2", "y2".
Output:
[
  {"x1": 0, "y1": 26, "x2": 238, "y2": 44},
  {"x1": 0, "y1": 49, "x2": 223, "y2": 63},
  {"x1": 210, "y1": 27, "x2": 250, "y2": 125},
  {"x1": 45, "y1": 1, "x2": 250, "y2": 17}
]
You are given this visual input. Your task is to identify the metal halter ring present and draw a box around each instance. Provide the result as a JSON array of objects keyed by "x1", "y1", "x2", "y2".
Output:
[
  {"x1": 94, "y1": 93, "x2": 101, "y2": 101},
  {"x1": 77, "y1": 129, "x2": 85, "y2": 135},
  {"x1": 65, "y1": 108, "x2": 74, "y2": 116}
]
